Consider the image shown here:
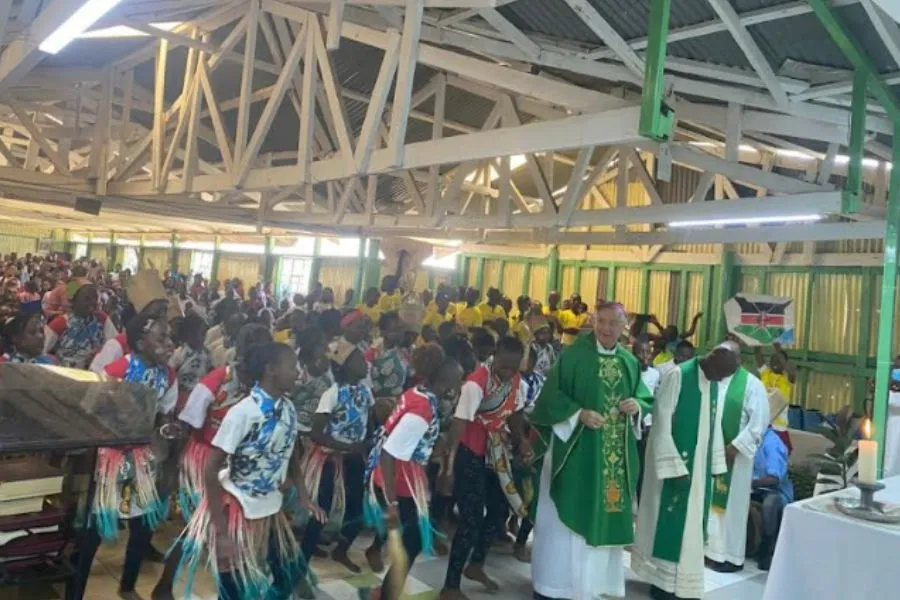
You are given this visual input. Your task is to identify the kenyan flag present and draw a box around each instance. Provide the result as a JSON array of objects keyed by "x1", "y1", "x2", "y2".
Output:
[{"x1": 724, "y1": 294, "x2": 795, "y2": 347}]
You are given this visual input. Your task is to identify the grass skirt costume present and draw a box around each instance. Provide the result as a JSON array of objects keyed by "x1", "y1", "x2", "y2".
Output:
[
  {"x1": 178, "y1": 366, "x2": 243, "y2": 518},
  {"x1": 176, "y1": 385, "x2": 315, "y2": 599},
  {"x1": 363, "y1": 387, "x2": 443, "y2": 556},
  {"x1": 300, "y1": 383, "x2": 374, "y2": 527},
  {"x1": 175, "y1": 492, "x2": 312, "y2": 599},
  {"x1": 92, "y1": 355, "x2": 176, "y2": 541}
]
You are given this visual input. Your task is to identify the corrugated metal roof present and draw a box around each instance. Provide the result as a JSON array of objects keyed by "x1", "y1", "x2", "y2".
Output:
[{"x1": 669, "y1": 30, "x2": 752, "y2": 69}]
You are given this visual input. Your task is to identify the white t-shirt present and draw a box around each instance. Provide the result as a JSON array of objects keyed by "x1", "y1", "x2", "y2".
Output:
[
  {"x1": 212, "y1": 394, "x2": 298, "y2": 519},
  {"x1": 641, "y1": 366, "x2": 661, "y2": 394},
  {"x1": 383, "y1": 413, "x2": 430, "y2": 461},
  {"x1": 179, "y1": 382, "x2": 215, "y2": 429}
]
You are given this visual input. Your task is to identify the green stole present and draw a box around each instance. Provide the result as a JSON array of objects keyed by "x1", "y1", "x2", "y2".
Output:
[
  {"x1": 711, "y1": 367, "x2": 749, "y2": 510},
  {"x1": 652, "y1": 359, "x2": 718, "y2": 562}
]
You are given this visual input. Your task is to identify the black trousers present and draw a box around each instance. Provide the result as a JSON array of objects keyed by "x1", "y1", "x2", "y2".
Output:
[
  {"x1": 380, "y1": 497, "x2": 423, "y2": 600},
  {"x1": 444, "y1": 446, "x2": 507, "y2": 589},
  {"x1": 68, "y1": 517, "x2": 153, "y2": 600},
  {"x1": 300, "y1": 454, "x2": 365, "y2": 562}
]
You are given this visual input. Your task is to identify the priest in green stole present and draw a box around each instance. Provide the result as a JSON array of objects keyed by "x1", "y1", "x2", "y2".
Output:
[
  {"x1": 632, "y1": 345, "x2": 740, "y2": 600},
  {"x1": 529, "y1": 303, "x2": 653, "y2": 600},
  {"x1": 705, "y1": 342, "x2": 769, "y2": 572}
]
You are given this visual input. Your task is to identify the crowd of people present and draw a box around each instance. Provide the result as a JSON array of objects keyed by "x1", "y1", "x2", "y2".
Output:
[{"x1": 0, "y1": 250, "x2": 798, "y2": 600}]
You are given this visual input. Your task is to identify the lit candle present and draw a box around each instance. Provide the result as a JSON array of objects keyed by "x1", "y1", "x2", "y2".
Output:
[{"x1": 858, "y1": 419, "x2": 878, "y2": 485}]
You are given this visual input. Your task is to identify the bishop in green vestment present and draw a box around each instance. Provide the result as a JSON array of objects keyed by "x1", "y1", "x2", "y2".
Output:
[
  {"x1": 631, "y1": 345, "x2": 740, "y2": 600},
  {"x1": 530, "y1": 303, "x2": 653, "y2": 600}
]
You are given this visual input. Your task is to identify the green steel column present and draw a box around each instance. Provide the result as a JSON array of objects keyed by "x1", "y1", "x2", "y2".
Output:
[
  {"x1": 677, "y1": 269, "x2": 689, "y2": 332},
  {"x1": 844, "y1": 70, "x2": 867, "y2": 214},
  {"x1": 263, "y1": 235, "x2": 276, "y2": 285},
  {"x1": 86, "y1": 233, "x2": 93, "y2": 260},
  {"x1": 498, "y1": 259, "x2": 506, "y2": 292},
  {"x1": 639, "y1": 0, "x2": 674, "y2": 142},
  {"x1": 171, "y1": 233, "x2": 179, "y2": 275},
  {"x1": 455, "y1": 254, "x2": 465, "y2": 288},
  {"x1": 606, "y1": 265, "x2": 616, "y2": 301},
  {"x1": 522, "y1": 263, "x2": 531, "y2": 298},
  {"x1": 107, "y1": 232, "x2": 116, "y2": 272},
  {"x1": 639, "y1": 267, "x2": 650, "y2": 314},
  {"x1": 211, "y1": 235, "x2": 222, "y2": 281},
  {"x1": 138, "y1": 235, "x2": 146, "y2": 270},
  {"x1": 474, "y1": 257, "x2": 485, "y2": 291},
  {"x1": 573, "y1": 264, "x2": 583, "y2": 300},
  {"x1": 547, "y1": 246, "x2": 560, "y2": 294},
  {"x1": 872, "y1": 124, "x2": 900, "y2": 475},
  {"x1": 351, "y1": 237, "x2": 366, "y2": 303},
  {"x1": 363, "y1": 238, "x2": 381, "y2": 292},
  {"x1": 855, "y1": 269, "x2": 875, "y2": 413},
  {"x1": 713, "y1": 250, "x2": 736, "y2": 344}
]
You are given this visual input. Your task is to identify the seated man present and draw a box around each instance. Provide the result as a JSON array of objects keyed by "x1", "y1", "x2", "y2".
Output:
[{"x1": 751, "y1": 427, "x2": 793, "y2": 571}]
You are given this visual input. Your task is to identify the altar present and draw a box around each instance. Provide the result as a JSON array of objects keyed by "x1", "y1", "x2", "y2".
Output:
[{"x1": 763, "y1": 475, "x2": 900, "y2": 599}]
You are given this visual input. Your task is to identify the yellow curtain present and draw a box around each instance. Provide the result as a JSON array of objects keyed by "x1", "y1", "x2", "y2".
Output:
[
  {"x1": 91, "y1": 246, "x2": 108, "y2": 267},
  {"x1": 738, "y1": 273, "x2": 761, "y2": 294},
  {"x1": 767, "y1": 272, "x2": 809, "y2": 350},
  {"x1": 869, "y1": 276, "x2": 900, "y2": 356},
  {"x1": 560, "y1": 265, "x2": 576, "y2": 299},
  {"x1": 502, "y1": 262, "x2": 526, "y2": 298},
  {"x1": 482, "y1": 260, "x2": 501, "y2": 290},
  {"x1": 318, "y1": 260, "x2": 357, "y2": 304},
  {"x1": 647, "y1": 271, "x2": 672, "y2": 326},
  {"x1": 684, "y1": 272, "x2": 705, "y2": 343},
  {"x1": 218, "y1": 255, "x2": 262, "y2": 286},
  {"x1": 0, "y1": 235, "x2": 37, "y2": 256},
  {"x1": 809, "y1": 274, "x2": 862, "y2": 355},
  {"x1": 529, "y1": 264, "x2": 548, "y2": 302},
  {"x1": 466, "y1": 259, "x2": 479, "y2": 288},
  {"x1": 142, "y1": 248, "x2": 170, "y2": 271},
  {"x1": 579, "y1": 267, "x2": 600, "y2": 308},
  {"x1": 414, "y1": 269, "x2": 430, "y2": 292},
  {"x1": 805, "y1": 371, "x2": 853, "y2": 414},
  {"x1": 614, "y1": 268, "x2": 641, "y2": 313},
  {"x1": 177, "y1": 249, "x2": 193, "y2": 275}
]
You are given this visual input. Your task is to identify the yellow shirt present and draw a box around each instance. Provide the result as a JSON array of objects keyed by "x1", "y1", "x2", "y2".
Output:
[
  {"x1": 760, "y1": 366, "x2": 793, "y2": 430},
  {"x1": 560, "y1": 310, "x2": 589, "y2": 345},
  {"x1": 478, "y1": 303, "x2": 507, "y2": 323},
  {"x1": 273, "y1": 329, "x2": 292, "y2": 344},
  {"x1": 511, "y1": 320, "x2": 532, "y2": 346},
  {"x1": 356, "y1": 303, "x2": 382, "y2": 325},
  {"x1": 427, "y1": 301, "x2": 457, "y2": 317},
  {"x1": 457, "y1": 305, "x2": 484, "y2": 328},
  {"x1": 423, "y1": 309, "x2": 451, "y2": 330},
  {"x1": 653, "y1": 350, "x2": 674, "y2": 366},
  {"x1": 543, "y1": 307, "x2": 562, "y2": 337},
  {"x1": 378, "y1": 291, "x2": 402, "y2": 312}
]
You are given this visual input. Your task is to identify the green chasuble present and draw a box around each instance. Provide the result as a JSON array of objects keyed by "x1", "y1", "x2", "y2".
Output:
[
  {"x1": 711, "y1": 367, "x2": 749, "y2": 510},
  {"x1": 652, "y1": 358, "x2": 718, "y2": 562},
  {"x1": 530, "y1": 333, "x2": 654, "y2": 547}
]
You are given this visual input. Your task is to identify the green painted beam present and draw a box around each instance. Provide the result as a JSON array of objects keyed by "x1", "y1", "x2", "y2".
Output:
[
  {"x1": 872, "y1": 124, "x2": 900, "y2": 475},
  {"x1": 522, "y1": 263, "x2": 531, "y2": 298},
  {"x1": 855, "y1": 268, "x2": 875, "y2": 412},
  {"x1": 474, "y1": 257, "x2": 485, "y2": 291},
  {"x1": 606, "y1": 265, "x2": 616, "y2": 301},
  {"x1": 351, "y1": 237, "x2": 366, "y2": 304},
  {"x1": 844, "y1": 70, "x2": 866, "y2": 214},
  {"x1": 639, "y1": 267, "x2": 650, "y2": 314},
  {"x1": 210, "y1": 235, "x2": 221, "y2": 281},
  {"x1": 712, "y1": 250, "x2": 735, "y2": 344},
  {"x1": 677, "y1": 269, "x2": 688, "y2": 332},
  {"x1": 639, "y1": 0, "x2": 675, "y2": 141},
  {"x1": 809, "y1": 0, "x2": 900, "y2": 123}
]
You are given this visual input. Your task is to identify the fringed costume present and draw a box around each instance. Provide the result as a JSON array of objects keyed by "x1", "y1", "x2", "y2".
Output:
[
  {"x1": 176, "y1": 384, "x2": 314, "y2": 599},
  {"x1": 177, "y1": 365, "x2": 243, "y2": 517}
]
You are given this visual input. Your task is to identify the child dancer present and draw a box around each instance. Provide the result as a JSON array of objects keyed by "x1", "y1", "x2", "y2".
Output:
[
  {"x1": 302, "y1": 338, "x2": 374, "y2": 574},
  {"x1": 70, "y1": 312, "x2": 177, "y2": 600},
  {"x1": 151, "y1": 323, "x2": 272, "y2": 600},
  {"x1": 0, "y1": 309, "x2": 56, "y2": 364},
  {"x1": 169, "y1": 312, "x2": 213, "y2": 409},
  {"x1": 176, "y1": 342, "x2": 325, "y2": 599},
  {"x1": 363, "y1": 344, "x2": 464, "y2": 600}
]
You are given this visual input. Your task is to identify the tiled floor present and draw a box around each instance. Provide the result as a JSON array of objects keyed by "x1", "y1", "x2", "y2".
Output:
[{"x1": 0, "y1": 524, "x2": 768, "y2": 599}]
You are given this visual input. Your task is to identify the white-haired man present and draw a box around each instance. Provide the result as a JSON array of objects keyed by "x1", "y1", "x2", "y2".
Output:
[{"x1": 529, "y1": 302, "x2": 654, "y2": 599}]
